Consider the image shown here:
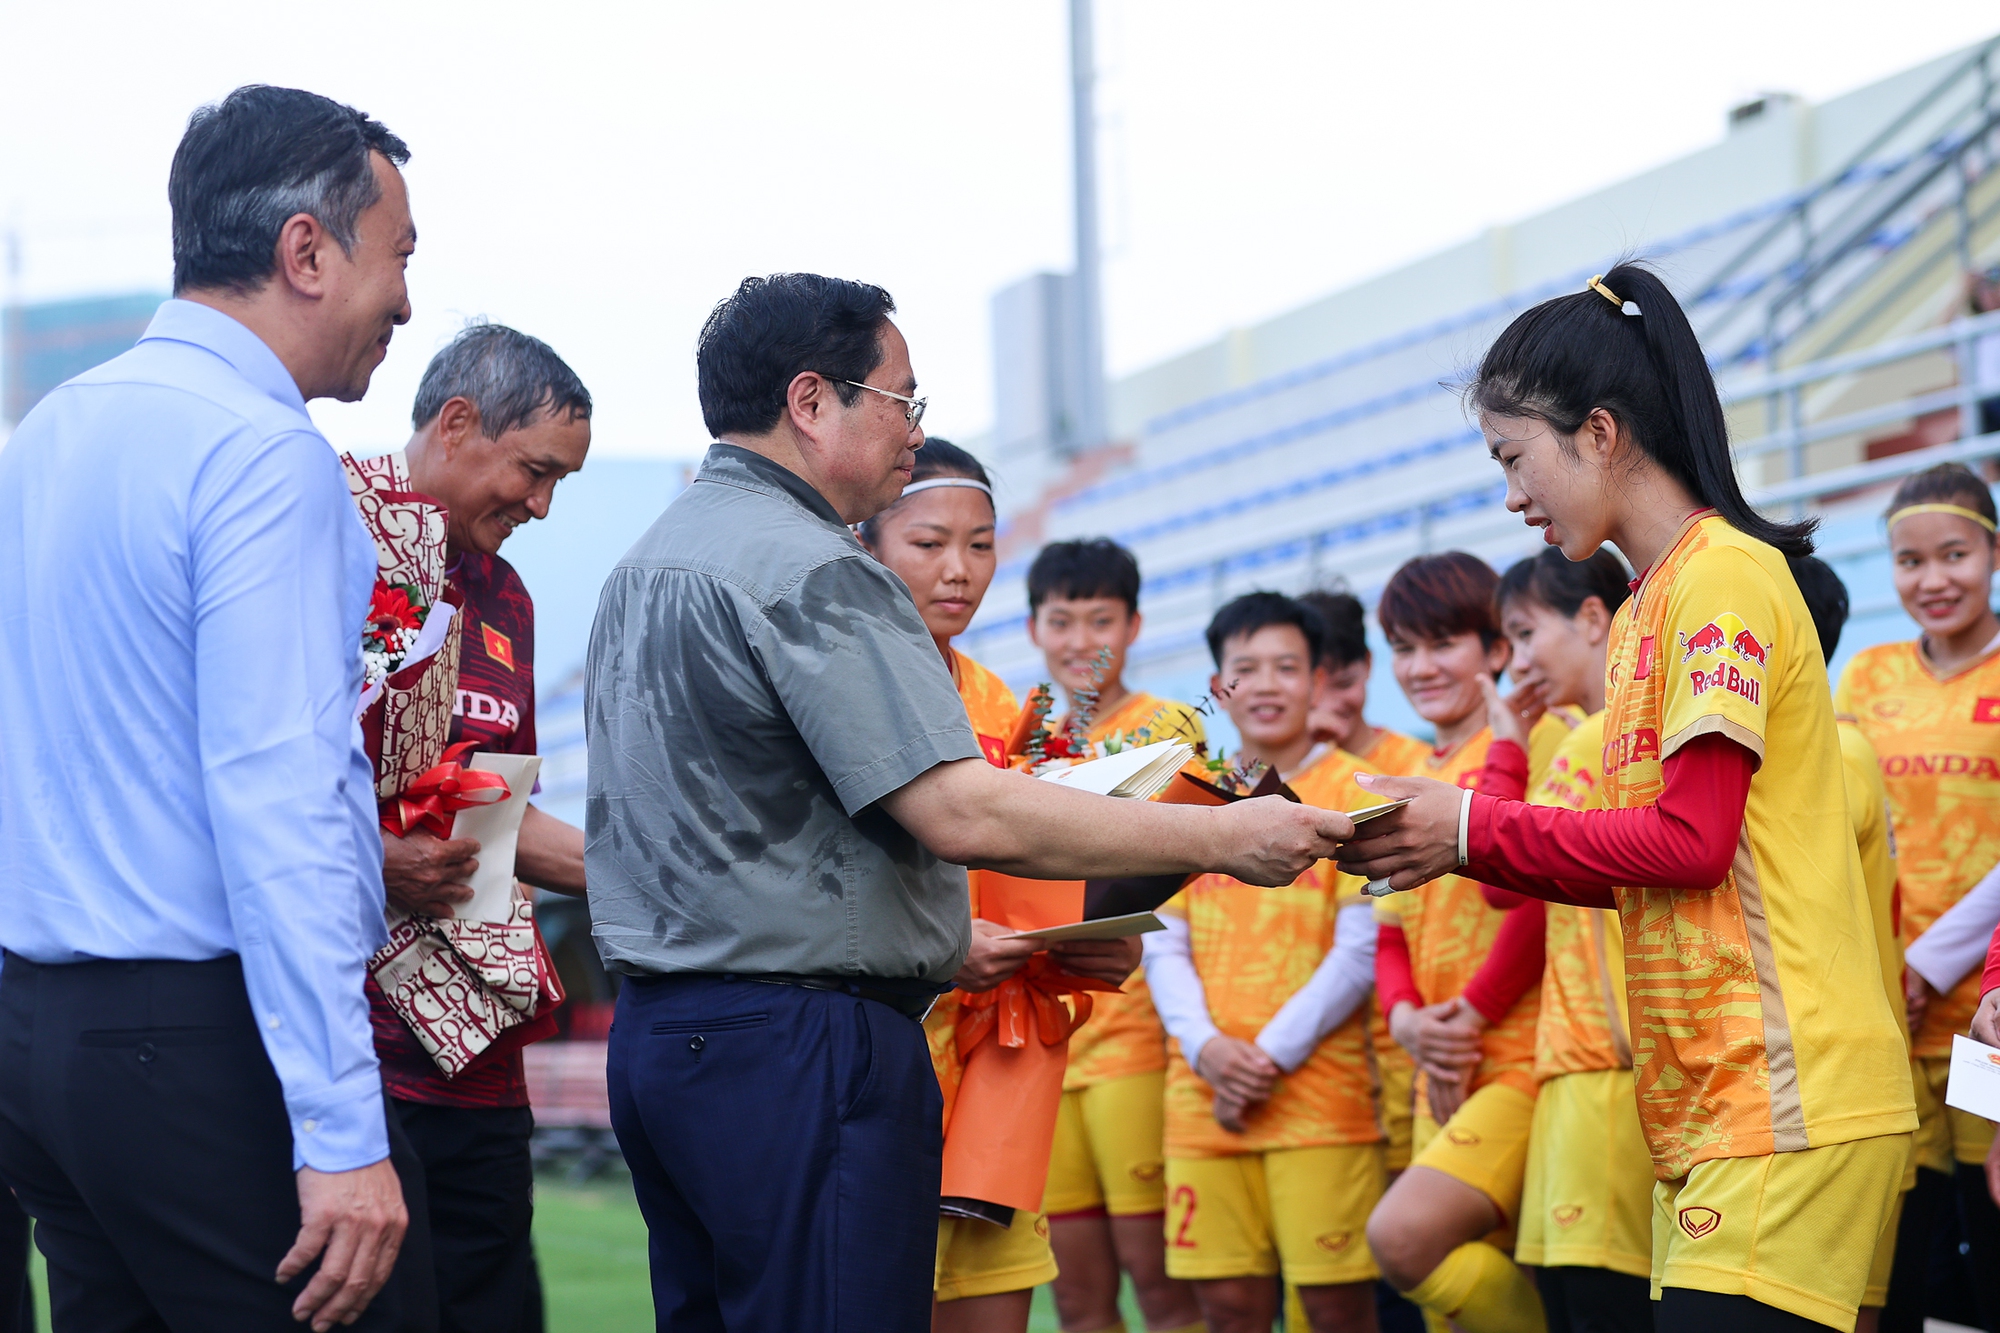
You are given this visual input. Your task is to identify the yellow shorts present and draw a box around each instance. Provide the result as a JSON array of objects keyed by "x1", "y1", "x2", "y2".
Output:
[
  {"x1": 1650, "y1": 1133, "x2": 1911, "y2": 1330},
  {"x1": 1162, "y1": 1144, "x2": 1386, "y2": 1284},
  {"x1": 934, "y1": 1210, "x2": 1059, "y2": 1302},
  {"x1": 1863, "y1": 1188, "x2": 1907, "y2": 1309},
  {"x1": 1516, "y1": 1070, "x2": 1653, "y2": 1278},
  {"x1": 1410, "y1": 1081, "x2": 1537, "y2": 1229},
  {"x1": 1044, "y1": 1069, "x2": 1168, "y2": 1217},
  {"x1": 1377, "y1": 1038, "x2": 1417, "y2": 1172},
  {"x1": 1915, "y1": 1054, "x2": 1995, "y2": 1170}
]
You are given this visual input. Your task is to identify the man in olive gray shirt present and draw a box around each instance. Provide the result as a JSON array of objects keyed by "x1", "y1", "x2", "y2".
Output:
[{"x1": 586, "y1": 273, "x2": 1352, "y2": 1332}]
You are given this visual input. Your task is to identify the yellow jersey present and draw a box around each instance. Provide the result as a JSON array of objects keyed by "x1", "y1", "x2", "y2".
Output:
[
  {"x1": 1833, "y1": 642, "x2": 2000, "y2": 1056},
  {"x1": 925, "y1": 649, "x2": 1021, "y2": 1133},
  {"x1": 1601, "y1": 514, "x2": 1914, "y2": 1177},
  {"x1": 1061, "y1": 690, "x2": 1209, "y2": 1090},
  {"x1": 1836, "y1": 716, "x2": 1903, "y2": 1045},
  {"x1": 1353, "y1": 728, "x2": 1432, "y2": 781},
  {"x1": 1160, "y1": 747, "x2": 1383, "y2": 1157},
  {"x1": 1372, "y1": 713, "x2": 1572, "y2": 1098},
  {"x1": 1532, "y1": 712, "x2": 1634, "y2": 1081}
]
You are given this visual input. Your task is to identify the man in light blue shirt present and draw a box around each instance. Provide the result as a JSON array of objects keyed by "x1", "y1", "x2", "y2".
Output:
[{"x1": 0, "y1": 87, "x2": 424, "y2": 1332}]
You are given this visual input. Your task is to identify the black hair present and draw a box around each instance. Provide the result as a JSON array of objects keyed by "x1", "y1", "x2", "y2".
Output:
[
  {"x1": 1885, "y1": 462, "x2": 1998, "y2": 528},
  {"x1": 696, "y1": 273, "x2": 896, "y2": 437},
  {"x1": 170, "y1": 85, "x2": 410, "y2": 295},
  {"x1": 1495, "y1": 548, "x2": 1632, "y2": 622},
  {"x1": 412, "y1": 322, "x2": 591, "y2": 436},
  {"x1": 1205, "y1": 592, "x2": 1328, "y2": 669},
  {"x1": 1027, "y1": 538, "x2": 1141, "y2": 614},
  {"x1": 854, "y1": 437, "x2": 993, "y2": 547},
  {"x1": 1473, "y1": 262, "x2": 1815, "y2": 557},
  {"x1": 1378, "y1": 552, "x2": 1502, "y2": 649},
  {"x1": 1297, "y1": 589, "x2": 1369, "y2": 669},
  {"x1": 1787, "y1": 555, "x2": 1849, "y2": 664}
]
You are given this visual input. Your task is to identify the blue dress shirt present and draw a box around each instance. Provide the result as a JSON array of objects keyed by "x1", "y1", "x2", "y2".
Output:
[{"x1": 0, "y1": 300, "x2": 389, "y2": 1172}]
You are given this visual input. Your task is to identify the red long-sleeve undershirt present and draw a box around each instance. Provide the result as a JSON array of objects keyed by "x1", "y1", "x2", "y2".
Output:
[
  {"x1": 1463, "y1": 732, "x2": 1757, "y2": 909},
  {"x1": 1374, "y1": 739, "x2": 1546, "y2": 1023}
]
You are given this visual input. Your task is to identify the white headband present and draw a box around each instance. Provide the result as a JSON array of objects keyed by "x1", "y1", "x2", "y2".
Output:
[{"x1": 900, "y1": 477, "x2": 992, "y2": 499}]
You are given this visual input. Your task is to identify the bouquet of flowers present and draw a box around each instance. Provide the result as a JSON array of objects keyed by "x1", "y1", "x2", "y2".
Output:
[{"x1": 342, "y1": 451, "x2": 560, "y2": 1077}]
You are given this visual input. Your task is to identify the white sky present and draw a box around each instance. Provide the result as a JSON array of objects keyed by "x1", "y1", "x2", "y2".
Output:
[{"x1": 2, "y1": 1, "x2": 1995, "y2": 459}]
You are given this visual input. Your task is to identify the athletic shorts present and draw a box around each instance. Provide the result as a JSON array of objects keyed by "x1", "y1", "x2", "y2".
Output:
[
  {"x1": 1516, "y1": 1069, "x2": 1653, "y2": 1278},
  {"x1": 1044, "y1": 1069, "x2": 1168, "y2": 1217},
  {"x1": 934, "y1": 1209, "x2": 1058, "y2": 1302},
  {"x1": 1410, "y1": 1082, "x2": 1537, "y2": 1231},
  {"x1": 1915, "y1": 1054, "x2": 1994, "y2": 1170},
  {"x1": 1162, "y1": 1144, "x2": 1385, "y2": 1284},
  {"x1": 1862, "y1": 1187, "x2": 1907, "y2": 1309},
  {"x1": 1650, "y1": 1133, "x2": 1911, "y2": 1330}
]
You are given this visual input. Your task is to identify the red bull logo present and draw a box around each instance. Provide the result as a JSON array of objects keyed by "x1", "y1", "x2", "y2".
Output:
[{"x1": 1678, "y1": 612, "x2": 1767, "y2": 670}]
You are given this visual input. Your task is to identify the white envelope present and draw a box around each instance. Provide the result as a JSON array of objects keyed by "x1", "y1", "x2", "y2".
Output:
[
  {"x1": 448, "y1": 753, "x2": 541, "y2": 924},
  {"x1": 1945, "y1": 1033, "x2": 2000, "y2": 1124}
]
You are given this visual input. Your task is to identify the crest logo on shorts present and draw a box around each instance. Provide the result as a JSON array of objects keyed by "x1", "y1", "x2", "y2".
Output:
[
  {"x1": 1446, "y1": 1128, "x2": 1481, "y2": 1147},
  {"x1": 1316, "y1": 1231, "x2": 1354, "y2": 1253},
  {"x1": 1552, "y1": 1205, "x2": 1584, "y2": 1228},
  {"x1": 1130, "y1": 1160, "x2": 1164, "y2": 1183},
  {"x1": 1034, "y1": 1216, "x2": 1051, "y2": 1239},
  {"x1": 1677, "y1": 1206, "x2": 1722, "y2": 1239}
]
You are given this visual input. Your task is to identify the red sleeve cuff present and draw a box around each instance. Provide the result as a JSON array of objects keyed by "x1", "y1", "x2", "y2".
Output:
[
  {"x1": 1984, "y1": 922, "x2": 2000, "y2": 999},
  {"x1": 1376, "y1": 923, "x2": 1422, "y2": 1013}
]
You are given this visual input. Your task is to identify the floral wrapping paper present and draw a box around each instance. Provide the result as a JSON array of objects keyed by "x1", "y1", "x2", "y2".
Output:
[{"x1": 343, "y1": 450, "x2": 559, "y2": 1076}]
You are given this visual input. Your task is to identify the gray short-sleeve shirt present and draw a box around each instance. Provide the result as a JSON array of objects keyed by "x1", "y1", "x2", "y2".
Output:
[{"x1": 583, "y1": 444, "x2": 982, "y2": 982}]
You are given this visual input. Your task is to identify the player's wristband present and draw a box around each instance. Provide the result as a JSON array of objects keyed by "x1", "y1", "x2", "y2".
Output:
[{"x1": 1457, "y1": 788, "x2": 1473, "y2": 868}]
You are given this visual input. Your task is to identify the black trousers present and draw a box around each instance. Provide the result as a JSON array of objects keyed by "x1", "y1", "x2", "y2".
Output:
[
  {"x1": 391, "y1": 1100, "x2": 544, "y2": 1333},
  {"x1": 0, "y1": 952, "x2": 436, "y2": 1331},
  {"x1": 0, "y1": 1190, "x2": 31, "y2": 1333},
  {"x1": 1655, "y1": 1289, "x2": 1826, "y2": 1333}
]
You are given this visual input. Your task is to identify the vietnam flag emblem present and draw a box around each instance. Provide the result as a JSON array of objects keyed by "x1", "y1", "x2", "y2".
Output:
[
  {"x1": 977, "y1": 735, "x2": 1008, "y2": 768},
  {"x1": 481, "y1": 623, "x2": 517, "y2": 673},
  {"x1": 1973, "y1": 697, "x2": 2000, "y2": 723}
]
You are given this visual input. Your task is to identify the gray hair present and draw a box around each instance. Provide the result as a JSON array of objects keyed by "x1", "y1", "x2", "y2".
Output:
[{"x1": 411, "y1": 322, "x2": 592, "y2": 438}]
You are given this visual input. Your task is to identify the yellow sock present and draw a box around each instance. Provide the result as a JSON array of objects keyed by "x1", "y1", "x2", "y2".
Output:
[
  {"x1": 1422, "y1": 1308, "x2": 1454, "y2": 1333},
  {"x1": 1406, "y1": 1241, "x2": 1546, "y2": 1333}
]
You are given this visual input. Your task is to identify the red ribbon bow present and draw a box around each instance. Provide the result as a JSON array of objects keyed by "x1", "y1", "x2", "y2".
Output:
[
  {"x1": 955, "y1": 955, "x2": 1123, "y2": 1061},
  {"x1": 380, "y1": 741, "x2": 512, "y2": 839}
]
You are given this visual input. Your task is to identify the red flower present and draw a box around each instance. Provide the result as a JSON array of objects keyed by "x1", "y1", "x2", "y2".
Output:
[{"x1": 369, "y1": 583, "x2": 422, "y2": 633}]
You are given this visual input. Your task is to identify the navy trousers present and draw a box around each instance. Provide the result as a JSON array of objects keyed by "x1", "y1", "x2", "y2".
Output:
[{"x1": 607, "y1": 974, "x2": 943, "y2": 1332}]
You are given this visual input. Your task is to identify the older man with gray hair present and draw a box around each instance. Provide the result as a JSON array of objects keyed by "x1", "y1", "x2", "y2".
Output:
[{"x1": 373, "y1": 322, "x2": 592, "y2": 1333}]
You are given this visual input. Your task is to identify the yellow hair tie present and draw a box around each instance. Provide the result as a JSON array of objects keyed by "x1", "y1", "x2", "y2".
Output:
[
  {"x1": 1588, "y1": 275, "x2": 1642, "y2": 317},
  {"x1": 1887, "y1": 502, "x2": 1998, "y2": 533}
]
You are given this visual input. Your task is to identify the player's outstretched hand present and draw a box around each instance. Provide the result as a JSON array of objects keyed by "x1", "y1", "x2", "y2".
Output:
[
  {"x1": 1212, "y1": 797, "x2": 1355, "y2": 887},
  {"x1": 1334, "y1": 773, "x2": 1466, "y2": 892}
]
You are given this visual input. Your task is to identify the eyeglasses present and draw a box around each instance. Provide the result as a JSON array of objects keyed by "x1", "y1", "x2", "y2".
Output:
[{"x1": 840, "y1": 379, "x2": 927, "y2": 431}]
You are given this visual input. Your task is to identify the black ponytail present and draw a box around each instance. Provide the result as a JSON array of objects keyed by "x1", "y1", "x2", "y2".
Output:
[{"x1": 1472, "y1": 261, "x2": 1815, "y2": 557}]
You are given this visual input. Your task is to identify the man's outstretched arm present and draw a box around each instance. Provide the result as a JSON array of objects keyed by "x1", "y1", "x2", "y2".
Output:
[{"x1": 879, "y1": 757, "x2": 1354, "y2": 887}]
